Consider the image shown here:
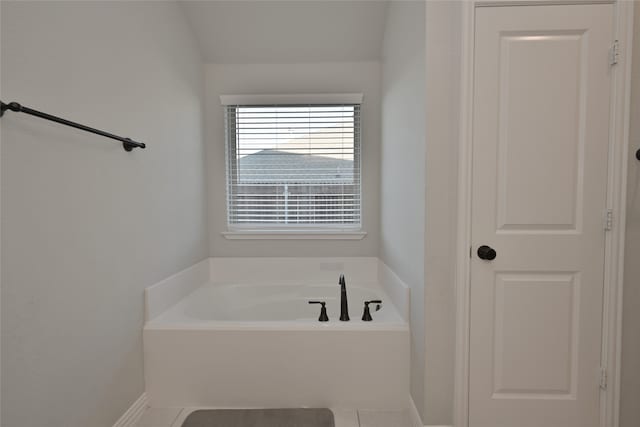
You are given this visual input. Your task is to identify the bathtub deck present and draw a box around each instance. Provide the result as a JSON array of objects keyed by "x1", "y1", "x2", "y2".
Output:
[{"x1": 135, "y1": 407, "x2": 414, "y2": 427}]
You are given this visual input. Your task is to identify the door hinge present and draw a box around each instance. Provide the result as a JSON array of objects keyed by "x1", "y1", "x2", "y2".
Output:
[
  {"x1": 600, "y1": 367, "x2": 608, "y2": 390},
  {"x1": 605, "y1": 209, "x2": 614, "y2": 231},
  {"x1": 610, "y1": 40, "x2": 619, "y2": 66}
]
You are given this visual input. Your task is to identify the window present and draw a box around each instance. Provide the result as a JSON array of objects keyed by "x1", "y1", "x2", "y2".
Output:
[{"x1": 223, "y1": 96, "x2": 361, "y2": 232}]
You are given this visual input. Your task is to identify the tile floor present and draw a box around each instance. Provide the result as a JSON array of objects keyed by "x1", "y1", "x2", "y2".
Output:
[{"x1": 136, "y1": 407, "x2": 413, "y2": 427}]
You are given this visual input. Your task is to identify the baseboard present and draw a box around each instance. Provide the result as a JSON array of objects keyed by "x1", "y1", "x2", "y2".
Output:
[
  {"x1": 113, "y1": 392, "x2": 148, "y2": 427},
  {"x1": 409, "y1": 395, "x2": 452, "y2": 427},
  {"x1": 409, "y1": 396, "x2": 424, "y2": 427}
]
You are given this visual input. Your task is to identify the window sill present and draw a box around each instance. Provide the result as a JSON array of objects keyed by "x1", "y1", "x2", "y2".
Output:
[{"x1": 221, "y1": 230, "x2": 367, "y2": 240}]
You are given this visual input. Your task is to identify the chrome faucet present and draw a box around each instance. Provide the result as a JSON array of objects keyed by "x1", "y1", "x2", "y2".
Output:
[{"x1": 339, "y1": 274, "x2": 350, "y2": 321}]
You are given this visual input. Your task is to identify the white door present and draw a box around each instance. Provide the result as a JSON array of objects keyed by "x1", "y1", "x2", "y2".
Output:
[{"x1": 470, "y1": 4, "x2": 613, "y2": 427}]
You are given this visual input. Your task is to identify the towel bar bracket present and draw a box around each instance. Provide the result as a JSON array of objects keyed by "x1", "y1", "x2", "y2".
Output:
[{"x1": 0, "y1": 101, "x2": 19, "y2": 117}]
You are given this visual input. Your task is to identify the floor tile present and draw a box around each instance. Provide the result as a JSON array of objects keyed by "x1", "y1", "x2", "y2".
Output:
[
  {"x1": 137, "y1": 407, "x2": 183, "y2": 427},
  {"x1": 357, "y1": 409, "x2": 412, "y2": 427},
  {"x1": 171, "y1": 408, "x2": 197, "y2": 427},
  {"x1": 330, "y1": 408, "x2": 359, "y2": 427}
]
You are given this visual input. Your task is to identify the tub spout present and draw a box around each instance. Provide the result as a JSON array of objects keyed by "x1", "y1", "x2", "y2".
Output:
[{"x1": 339, "y1": 274, "x2": 350, "y2": 321}]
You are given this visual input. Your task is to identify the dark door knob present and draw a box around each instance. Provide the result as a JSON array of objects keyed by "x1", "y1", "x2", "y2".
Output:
[{"x1": 477, "y1": 245, "x2": 497, "y2": 261}]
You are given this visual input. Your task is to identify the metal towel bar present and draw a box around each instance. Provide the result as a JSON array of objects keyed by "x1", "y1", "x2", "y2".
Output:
[{"x1": 0, "y1": 100, "x2": 145, "y2": 152}]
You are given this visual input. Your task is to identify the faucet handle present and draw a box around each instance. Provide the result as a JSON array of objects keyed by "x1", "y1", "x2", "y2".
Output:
[
  {"x1": 308, "y1": 301, "x2": 329, "y2": 322},
  {"x1": 362, "y1": 300, "x2": 383, "y2": 322}
]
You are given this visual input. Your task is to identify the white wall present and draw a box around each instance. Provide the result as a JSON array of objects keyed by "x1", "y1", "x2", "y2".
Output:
[
  {"x1": 380, "y1": 0, "x2": 427, "y2": 421},
  {"x1": 620, "y1": 4, "x2": 640, "y2": 427},
  {"x1": 423, "y1": 1, "x2": 461, "y2": 425},
  {"x1": 0, "y1": 2, "x2": 207, "y2": 427},
  {"x1": 381, "y1": 2, "x2": 461, "y2": 424},
  {"x1": 205, "y1": 62, "x2": 380, "y2": 257}
]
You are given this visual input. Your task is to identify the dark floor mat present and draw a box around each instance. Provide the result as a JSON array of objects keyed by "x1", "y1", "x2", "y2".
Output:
[{"x1": 181, "y1": 408, "x2": 335, "y2": 427}]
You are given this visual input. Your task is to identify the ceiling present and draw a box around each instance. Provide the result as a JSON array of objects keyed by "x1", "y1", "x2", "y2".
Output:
[{"x1": 180, "y1": 1, "x2": 389, "y2": 64}]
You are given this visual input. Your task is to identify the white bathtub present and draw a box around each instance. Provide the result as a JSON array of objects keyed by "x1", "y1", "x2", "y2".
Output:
[
  {"x1": 147, "y1": 282, "x2": 406, "y2": 326},
  {"x1": 144, "y1": 267, "x2": 410, "y2": 410}
]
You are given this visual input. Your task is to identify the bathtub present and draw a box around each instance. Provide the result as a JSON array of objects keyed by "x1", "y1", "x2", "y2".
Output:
[
  {"x1": 144, "y1": 261, "x2": 410, "y2": 410},
  {"x1": 147, "y1": 282, "x2": 406, "y2": 326}
]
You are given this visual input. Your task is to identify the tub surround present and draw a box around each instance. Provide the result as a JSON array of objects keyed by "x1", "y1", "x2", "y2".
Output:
[
  {"x1": 148, "y1": 283, "x2": 404, "y2": 327},
  {"x1": 145, "y1": 259, "x2": 210, "y2": 321},
  {"x1": 145, "y1": 258, "x2": 409, "y2": 323},
  {"x1": 209, "y1": 257, "x2": 378, "y2": 288},
  {"x1": 377, "y1": 261, "x2": 410, "y2": 321},
  {"x1": 143, "y1": 257, "x2": 410, "y2": 411}
]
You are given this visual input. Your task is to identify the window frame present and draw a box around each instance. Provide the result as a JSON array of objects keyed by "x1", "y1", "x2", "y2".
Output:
[{"x1": 221, "y1": 94, "x2": 365, "y2": 238}]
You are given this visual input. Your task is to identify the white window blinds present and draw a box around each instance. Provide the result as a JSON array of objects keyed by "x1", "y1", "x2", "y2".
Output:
[{"x1": 224, "y1": 103, "x2": 361, "y2": 229}]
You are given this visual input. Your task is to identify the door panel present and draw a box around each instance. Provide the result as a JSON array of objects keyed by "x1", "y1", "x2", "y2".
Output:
[
  {"x1": 470, "y1": 4, "x2": 613, "y2": 427},
  {"x1": 496, "y1": 31, "x2": 586, "y2": 232},
  {"x1": 492, "y1": 272, "x2": 578, "y2": 398}
]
